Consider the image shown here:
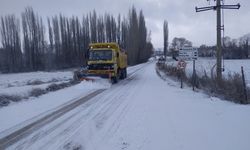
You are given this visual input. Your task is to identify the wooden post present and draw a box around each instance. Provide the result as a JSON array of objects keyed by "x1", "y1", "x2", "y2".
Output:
[
  {"x1": 241, "y1": 66, "x2": 248, "y2": 104},
  {"x1": 181, "y1": 71, "x2": 183, "y2": 89},
  {"x1": 192, "y1": 59, "x2": 196, "y2": 91}
]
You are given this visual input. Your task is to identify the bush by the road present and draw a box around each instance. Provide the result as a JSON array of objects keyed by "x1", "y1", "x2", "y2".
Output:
[
  {"x1": 156, "y1": 63, "x2": 250, "y2": 104},
  {"x1": 29, "y1": 88, "x2": 47, "y2": 97},
  {"x1": 0, "y1": 80, "x2": 80, "y2": 107}
]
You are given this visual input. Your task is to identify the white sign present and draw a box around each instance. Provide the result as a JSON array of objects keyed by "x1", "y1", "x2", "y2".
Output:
[{"x1": 179, "y1": 47, "x2": 198, "y2": 60}]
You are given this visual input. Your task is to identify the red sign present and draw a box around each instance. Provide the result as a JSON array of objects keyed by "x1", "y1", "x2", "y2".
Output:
[{"x1": 177, "y1": 60, "x2": 186, "y2": 70}]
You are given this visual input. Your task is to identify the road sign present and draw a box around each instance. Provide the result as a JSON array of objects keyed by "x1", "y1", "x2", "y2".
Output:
[
  {"x1": 179, "y1": 47, "x2": 198, "y2": 60},
  {"x1": 177, "y1": 60, "x2": 187, "y2": 70}
]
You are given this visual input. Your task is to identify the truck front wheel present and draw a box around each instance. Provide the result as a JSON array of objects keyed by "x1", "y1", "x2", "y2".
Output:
[
  {"x1": 111, "y1": 76, "x2": 118, "y2": 84},
  {"x1": 119, "y1": 68, "x2": 127, "y2": 80},
  {"x1": 124, "y1": 68, "x2": 127, "y2": 78}
]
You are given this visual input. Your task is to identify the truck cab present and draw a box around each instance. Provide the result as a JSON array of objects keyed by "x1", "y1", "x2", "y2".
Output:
[{"x1": 87, "y1": 43, "x2": 127, "y2": 83}]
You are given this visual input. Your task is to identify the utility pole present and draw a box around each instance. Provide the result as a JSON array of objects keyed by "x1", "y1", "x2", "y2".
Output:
[
  {"x1": 216, "y1": 0, "x2": 222, "y2": 80},
  {"x1": 195, "y1": 0, "x2": 240, "y2": 80}
]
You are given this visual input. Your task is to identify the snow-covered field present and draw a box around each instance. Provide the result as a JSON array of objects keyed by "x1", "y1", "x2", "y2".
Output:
[
  {"x1": 0, "y1": 71, "x2": 73, "y2": 97},
  {"x1": 166, "y1": 58, "x2": 250, "y2": 87},
  {"x1": 1, "y1": 61, "x2": 250, "y2": 150}
]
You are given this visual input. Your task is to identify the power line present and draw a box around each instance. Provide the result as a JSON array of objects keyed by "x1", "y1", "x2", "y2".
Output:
[{"x1": 195, "y1": 0, "x2": 240, "y2": 80}]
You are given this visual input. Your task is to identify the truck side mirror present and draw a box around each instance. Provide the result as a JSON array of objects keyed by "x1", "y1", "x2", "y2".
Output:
[{"x1": 117, "y1": 52, "x2": 119, "y2": 57}]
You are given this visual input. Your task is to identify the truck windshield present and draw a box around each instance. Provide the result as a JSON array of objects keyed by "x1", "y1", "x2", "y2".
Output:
[{"x1": 89, "y1": 50, "x2": 112, "y2": 61}]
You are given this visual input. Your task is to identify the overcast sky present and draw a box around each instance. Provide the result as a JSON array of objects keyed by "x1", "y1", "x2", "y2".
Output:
[{"x1": 0, "y1": 0, "x2": 249, "y2": 48}]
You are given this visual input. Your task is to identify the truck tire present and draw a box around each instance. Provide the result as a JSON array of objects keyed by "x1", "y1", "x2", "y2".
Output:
[
  {"x1": 111, "y1": 76, "x2": 118, "y2": 84},
  {"x1": 119, "y1": 69, "x2": 123, "y2": 80},
  {"x1": 124, "y1": 68, "x2": 127, "y2": 78},
  {"x1": 119, "y1": 68, "x2": 126, "y2": 80}
]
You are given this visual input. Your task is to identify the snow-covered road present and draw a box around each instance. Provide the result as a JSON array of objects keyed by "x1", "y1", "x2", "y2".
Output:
[{"x1": 3, "y1": 61, "x2": 250, "y2": 150}]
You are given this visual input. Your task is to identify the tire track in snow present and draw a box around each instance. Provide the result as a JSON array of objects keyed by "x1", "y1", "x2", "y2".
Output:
[
  {"x1": 0, "y1": 89, "x2": 105, "y2": 149},
  {"x1": 4, "y1": 62, "x2": 150, "y2": 150},
  {"x1": 34, "y1": 67, "x2": 145, "y2": 149}
]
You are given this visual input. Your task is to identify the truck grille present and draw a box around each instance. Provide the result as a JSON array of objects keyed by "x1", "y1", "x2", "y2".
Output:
[{"x1": 88, "y1": 64, "x2": 114, "y2": 70}]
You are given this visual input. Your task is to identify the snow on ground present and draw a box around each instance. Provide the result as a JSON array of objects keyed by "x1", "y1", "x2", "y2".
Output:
[
  {"x1": 166, "y1": 57, "x2": 250, "y2": 86},
  {"x1": 67, "y1": 62, "x2": 250, "y2": 150},
  {"x1": 6, "y1": 61, "x2": 250, "y2": 150},
  {"x1": 0, "y1": 63, "x2": 147, "y2": 98},
  {"x1": 0, "y1": 63, "x2": 145, "y2": 136},
  {"x1": 0, "y1": 81, "x2": 107, "y2": 137},
  {"x1": 0, "y1": 71, "x2": 73, "y2": 88},
  {"x1": 0, "y1": 71, "x2": 73, "y2": 98}
]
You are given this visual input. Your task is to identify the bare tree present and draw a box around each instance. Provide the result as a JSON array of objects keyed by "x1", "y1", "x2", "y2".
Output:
[
  {"x1": 1, "y1": 6, "x2": 153, "y2": 72},
  {"x1": 90, "y1": 11, "x2": 97, "y2": 43},
  {"x1": 172, "y1": 37, "x2": 192, "y2": 49},
  {"x1": 0, "y1": 15, "x2": 22, "y2": 72},
  {"x1": 97, "y1": 16, "x2": 105, "y2": 42},
  {"x1": 116, "y1": 14, "x2": 121, "y2": 45},
  {"x1": 138, "y1": 10, "x2": 147, "y2": 63},
  {"x1": 127, "y1": 6, "x2": 139, "y2": 65},
  {"x1": 22, "y1": 7, "x2": 46, "y2": 71},
  {"x1": 121, "y1": 17, "x2": 128, "y2": 49},
  {"x1": 163, "y1": 20, "x2": 168, "y2": 57}
]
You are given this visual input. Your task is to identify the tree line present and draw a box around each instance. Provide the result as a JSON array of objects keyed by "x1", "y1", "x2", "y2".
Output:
[
  {"x1": 0, "y1": 6, "x2": 153, "y2": 73},
  {"x1": 222, "y1": 36, "x2": 249, "y2": 59},
  {"x1": 163, "y1": 34, "x2": 249, "y2": 60},
  {"x1": 198, "y1": 36, "x2": 249, "y2": 59},
  {"x1": 172, "y1": 37, "x2": 192, "y2": 58}
]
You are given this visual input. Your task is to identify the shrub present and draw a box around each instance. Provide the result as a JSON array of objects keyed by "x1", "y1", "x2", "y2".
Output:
[
  {"x1": 46, "y1": 79, "x2": 80, "y2": 92},
  {"x1": 29, "y1": 88, "x2": 47, "y2": 97},
  {"x1": 157, "y1": 63, "x2": 250, "y2": 104},
  {"x1": 0, "y1": 80, "x2": 80, "y2": 108},
  {"x1": 46, "y1": 83, "x2": 62, "y2": 92},
  {"x1": 0, "y1": 98, "x2": 10, "y2": 106},
  {"x1": 0, "y1": 94, "x2": 23, "y2": 102},
  {"x1": 27, "y1": 80, "x2": 45, "y2": 85}
]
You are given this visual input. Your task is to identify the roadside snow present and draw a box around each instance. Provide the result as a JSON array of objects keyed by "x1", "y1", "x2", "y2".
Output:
[
  {"x1": 66, "y1": 62, "x2": 250, "y2": 150},
  {"x1": 0, "y1": 80, "x2": 109, "y2": 136},
  {"x1": 0, "y1": 71, "x2": 73, "y2": 98},
  {"x1": 0, "y1": 71, "x2": 72, "y2": 88},
  {"x1": 166, "y1": 58, "x2": 250, "y2": 86},
  {"x1": 2, "y1": 61, "x2": 250, "y2": 150},
  {"x1": 0, "y1": 64, "x2": 146, "y2": 98},
  {"x1": 7, "y1": 62, "x2": 250, "y2": 150},
  {"x1": 0, "y1": 63, "x2": 144, "y2": 136}
]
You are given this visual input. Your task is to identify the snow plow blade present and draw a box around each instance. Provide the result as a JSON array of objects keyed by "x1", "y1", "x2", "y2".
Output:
[
  {"x1": 74, "y1": 70, "x2": 93, "y2": 81},
  {"x1": 78, "y1": 76, "x2": 107, "y2": 82},
  {"x1": 73, "y1": 70, "x2": 111, "y2": 83},
  {"x1": 78, "y1": 77, "x2": 95, "y2": 82}
]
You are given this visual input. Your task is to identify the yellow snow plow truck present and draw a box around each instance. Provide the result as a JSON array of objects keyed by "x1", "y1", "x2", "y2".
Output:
[{"x1": 74, "y1": 42, "x2": 128, "y2": 83}]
